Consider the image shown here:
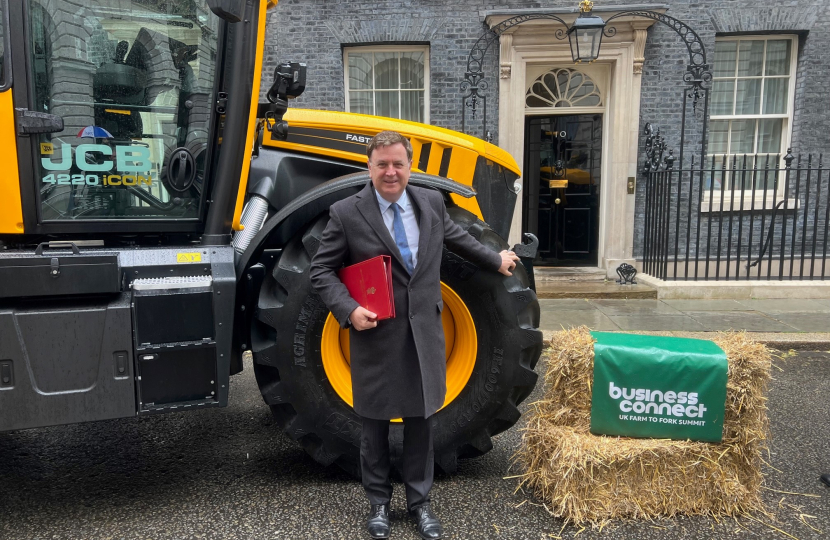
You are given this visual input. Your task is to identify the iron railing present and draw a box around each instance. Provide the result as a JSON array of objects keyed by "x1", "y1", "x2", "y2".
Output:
[{"x1": 641, "y1": 149, "x2": 830, "y2": 280}]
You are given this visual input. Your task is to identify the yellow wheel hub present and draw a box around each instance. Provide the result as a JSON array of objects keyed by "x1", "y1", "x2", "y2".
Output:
[{"x1": 321, "y1": 282, "x2": 477, "y2": 420}]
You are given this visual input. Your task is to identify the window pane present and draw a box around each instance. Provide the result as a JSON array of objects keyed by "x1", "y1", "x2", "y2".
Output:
[
  {"x1": 349, "y1": 91, "x2": 374, "y2": 115},
  {"x1": 374, "y1": 53, "x2": 398, "y2": 90},
  {"x1": 556, "y1": 70, "x2": 570, "y2": 96},
  {"x1": 566, "y1": 71, "x2": 583, "y2": 96},
  {"x1": 570, "y1": 78, "x2": 600, "y2": 106},
  {"x1": 730, "y1": 156, "x2": 755, "y2": 190},
  {"x1": 401, "y1": 91, "x2": 423, "y2": 122},
  {"x1": 542, "y1": 73, "x2": 561, "y2": 100},
  {"x1": 709, "y1": 120, "x2": 729, "y2": 154},
  {"x1": 735, "y1": 79, "x2": 761, "y2": 114},
  {"x1": 399, "y1": 52, "x2": 424, "y2": 89},
  {"x1": 31, "y1": 0, "x2": 219, "y2": 222},
  {"x1": 711, "y1": 80, "x2": 735, "y2": 115},
  {"x1": 757, "y1": 118, "x2": 783, "y2": 153},
  {"x1": 756, "y1": 154, "x2": 779, "y2": 190},
  {"x1": 375, "y1": 91, "x2": 399, "y2": 118},
  {"x1": 737, "y1": 40, "x2": 764, "y2": 77},
  {"x1": 713, "y1": 41, "x2": 737, "y2": 77},
  {"x1": 526, "y1": 95, "x2": 549, "y2": 108},
  {"x1": 765, "y1": 40, "x2": 791, "y2": 76},
  {"x1": 348, "y1": 53, "x2": 373, "y2": 90},
  {"x1": 762, "y1": 77, "x2": 788, "y2": 114},
  {"x1": 705, "y1": 155, "x2": 725, "y2": 190},
  {"x1": 573, "y1": 92, "x2": 601, "y2": 106},
  {"x1": 730, "y1": 119, "x2": 756, "y2": 154}
]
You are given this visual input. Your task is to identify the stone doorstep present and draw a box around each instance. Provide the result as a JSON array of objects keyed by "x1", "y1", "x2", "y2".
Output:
[
  {"x1": 541, "y1": 330, "x2": 830, "y2": 351},
  {"x1": 532, "y1": 266, "x2": 657, "y2": 298},
  {"x1": 637, "y1": 273, "x2": 830, "y2": 300},
  {"x1": 534, "y1": 280, "x2": 658, "y2": 299},
  {"x1": 533, "y1": 266, "x2": 608, "y2": 282}
]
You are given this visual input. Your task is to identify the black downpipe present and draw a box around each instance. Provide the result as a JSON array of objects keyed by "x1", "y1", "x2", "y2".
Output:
[{"x1": 202, "y1": 1, "x2": 259, "y2": 245}]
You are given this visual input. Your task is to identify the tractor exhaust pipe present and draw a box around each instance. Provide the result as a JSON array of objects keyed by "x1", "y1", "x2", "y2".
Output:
[{"x1": 232, "y1": 195, "x2": 269, "y2": 255}]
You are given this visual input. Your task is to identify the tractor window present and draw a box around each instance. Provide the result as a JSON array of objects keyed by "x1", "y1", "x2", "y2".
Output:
[{"x1": 28, "y1": 0, "x2": 220, "y2": 221}]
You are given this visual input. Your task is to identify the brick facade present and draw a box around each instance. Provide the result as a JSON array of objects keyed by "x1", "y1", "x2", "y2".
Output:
[{"x1": 264, "y1": 0, "x2": 829, "y2": 262}]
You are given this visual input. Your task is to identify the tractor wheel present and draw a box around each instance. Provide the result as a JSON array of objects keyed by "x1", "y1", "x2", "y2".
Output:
[{"x1": 250, "y1": 207, "x2": 542, "y2": 476}]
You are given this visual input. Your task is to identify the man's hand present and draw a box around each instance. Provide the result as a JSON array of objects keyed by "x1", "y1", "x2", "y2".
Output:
[
  {"x1": 349, "y1": 306, "x2": 378, "y2": 331},
  {"x1": 498, "y1": 250, "x2": 520, "y2": 276}
]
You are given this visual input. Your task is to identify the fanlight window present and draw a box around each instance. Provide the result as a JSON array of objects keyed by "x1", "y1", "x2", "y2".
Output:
[{"x1": 526, "y1": 68, "x2": 603, "y2": 108}]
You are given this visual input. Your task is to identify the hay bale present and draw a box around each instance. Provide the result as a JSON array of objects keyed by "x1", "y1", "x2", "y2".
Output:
[{"x1": 516, "y1": 327, "x2": 772, "y2": 526}]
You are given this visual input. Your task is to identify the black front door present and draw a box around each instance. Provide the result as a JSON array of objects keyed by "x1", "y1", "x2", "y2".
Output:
[{"x1": 523, "y1": 114, "x2": 602, "y2": 265}]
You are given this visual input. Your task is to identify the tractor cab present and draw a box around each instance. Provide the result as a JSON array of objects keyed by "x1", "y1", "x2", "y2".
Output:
[{"x1": 5, "y1": 0, "x2": 222, "y2": 234}]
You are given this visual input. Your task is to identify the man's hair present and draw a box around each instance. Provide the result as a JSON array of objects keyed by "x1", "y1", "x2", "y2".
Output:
[{"x1": 367, "y1": 131, "x2": 413, "y2": 162}]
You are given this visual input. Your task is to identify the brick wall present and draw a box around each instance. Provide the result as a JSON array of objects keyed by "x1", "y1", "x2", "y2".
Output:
[{"x1": 264, "y1": 0, "x2": 830, "y2": 261}]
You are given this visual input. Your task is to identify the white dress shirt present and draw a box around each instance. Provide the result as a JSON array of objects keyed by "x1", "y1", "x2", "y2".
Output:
[{"x1": 375, "y1": 188, "x2": 420, "y2": 269}]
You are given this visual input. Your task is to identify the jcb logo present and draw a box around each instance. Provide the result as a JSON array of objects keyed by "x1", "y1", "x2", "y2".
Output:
[{"x1": 41, "y1": 143, "x2": 152, "y2": 173}]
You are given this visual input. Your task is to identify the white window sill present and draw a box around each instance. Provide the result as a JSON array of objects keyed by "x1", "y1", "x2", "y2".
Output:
[{"x1": 700, "y1": 197, "x2": 799, "y2": 213}]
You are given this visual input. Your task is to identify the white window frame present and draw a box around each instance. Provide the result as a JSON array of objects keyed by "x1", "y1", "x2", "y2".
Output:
[
  {"x1": 704, "y1": 34, "x2": 798, "y2": 211},
  {"x1": 343, "y1": 45, "x2": 430, "y2": 123}
]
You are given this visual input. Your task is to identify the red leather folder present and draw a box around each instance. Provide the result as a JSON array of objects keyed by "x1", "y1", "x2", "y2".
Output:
[{"x1": 337, "y1": 255, "x2": 395, "y2": 320}]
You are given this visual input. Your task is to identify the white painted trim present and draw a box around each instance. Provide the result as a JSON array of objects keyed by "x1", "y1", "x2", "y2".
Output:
[
  {"x1": 498, "y1": 20, "x2": 659, "y2": 277},
  {"x1": 525, "y1": 107, "x2": 606, "y2": 116}
]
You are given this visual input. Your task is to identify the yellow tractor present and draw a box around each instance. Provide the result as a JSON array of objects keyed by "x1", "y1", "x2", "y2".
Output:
[{"x1": 0, "y1": 0, "x2": 542, "y2": 475}]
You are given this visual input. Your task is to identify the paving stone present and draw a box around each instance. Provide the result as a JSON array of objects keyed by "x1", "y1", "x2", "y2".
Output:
[
  {"x1": 765, "y1": 312, "x2": 830, "y2": 333},
  {"x1": 539, "y1": 298, "x2": 597, "y2": 311},
  {"x1": 684, "y1": 311, "x2": 798, "y2": 332},
  {"x1": 608, "y1": 314, "x2": 707, "y2": 332},
  {"x1": 589, "y1": 299, "x2": 683, "y2": 316},
  {"x1": 738, "y1": 299, "x2": 830, "y2": 313},
  {"x1": 661, "y1": 299, "x2": 748, "y2": 312},
  {"x1": 538, "y1": 308, "x2": 620, "y2": 332}
]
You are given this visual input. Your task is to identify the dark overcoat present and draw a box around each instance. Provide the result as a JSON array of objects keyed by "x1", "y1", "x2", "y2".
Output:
[{"x1": 309, "y1": 182, "x2": 502, "y2": 420}]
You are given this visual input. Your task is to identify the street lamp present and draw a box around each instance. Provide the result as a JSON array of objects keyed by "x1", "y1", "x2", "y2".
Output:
[{"x1": 567, "y1": 1, "x2": 606, "y2": 63}]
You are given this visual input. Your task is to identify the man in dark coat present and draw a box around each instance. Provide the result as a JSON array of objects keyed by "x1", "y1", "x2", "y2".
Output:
[{"x1": 309, "y1": 131, "x2": 518, "y2": 540}]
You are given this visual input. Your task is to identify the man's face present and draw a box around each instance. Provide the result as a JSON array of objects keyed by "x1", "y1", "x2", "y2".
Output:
[{"x1": 368, "y1": 143, "x2": 411, "y2": 203}]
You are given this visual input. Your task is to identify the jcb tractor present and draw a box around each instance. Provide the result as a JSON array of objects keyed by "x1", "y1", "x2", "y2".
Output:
[{"x1": 0, "y1": 0, "x2": 542, "y2": 475}]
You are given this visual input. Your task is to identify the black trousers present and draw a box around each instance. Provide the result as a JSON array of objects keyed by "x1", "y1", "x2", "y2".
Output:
[{"x1": 360, "y1": 415, "x2": 434, "y2": 511}]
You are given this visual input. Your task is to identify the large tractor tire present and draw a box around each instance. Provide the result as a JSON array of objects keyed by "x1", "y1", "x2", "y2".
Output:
[{"x1": 251, "y1": 206, "x2": 542, "y2": 476}]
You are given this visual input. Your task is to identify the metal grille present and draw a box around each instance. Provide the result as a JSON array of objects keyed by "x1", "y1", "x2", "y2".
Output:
[{"x1": 641, "y1": 150, "x2": 830, "y2": 280}]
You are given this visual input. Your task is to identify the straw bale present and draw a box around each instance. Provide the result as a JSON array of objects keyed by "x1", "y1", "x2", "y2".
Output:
[{"x1": 516, "y1": 327, "x2": 771, "y2": 526}]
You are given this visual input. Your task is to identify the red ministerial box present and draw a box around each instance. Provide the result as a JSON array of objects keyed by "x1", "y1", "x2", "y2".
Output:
[{"x1": 337, "y1": 255, "x2": 395, "y2": 320}]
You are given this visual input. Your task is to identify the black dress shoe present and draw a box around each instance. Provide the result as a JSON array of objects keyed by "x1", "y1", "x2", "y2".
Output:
[
  {"x1": 366, "y1": 503, "x2": 390, "y2": 539},
  {"x1": 821, "y1": 473, "x2": 830, "y2": 487},
  {"x1": 410, "y1": 503, "x2": 443, "y2": 540}
]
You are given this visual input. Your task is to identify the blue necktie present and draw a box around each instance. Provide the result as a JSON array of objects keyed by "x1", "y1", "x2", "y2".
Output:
[{"x1": 391, "y1": 203, "x2": 415, "y2": 275}]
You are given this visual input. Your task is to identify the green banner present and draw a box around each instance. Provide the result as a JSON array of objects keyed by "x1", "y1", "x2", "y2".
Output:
[{"x1": 589, "y1": 332, "x2": 728, "y2": 443}]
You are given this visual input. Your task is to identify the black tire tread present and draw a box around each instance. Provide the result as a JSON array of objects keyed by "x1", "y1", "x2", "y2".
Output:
[{"x1": 252, "y1": 206, "x2": 543, "y2": 475}]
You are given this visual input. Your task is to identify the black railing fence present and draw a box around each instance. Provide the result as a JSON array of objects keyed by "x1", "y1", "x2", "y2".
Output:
[{"x1": 641, "y1": 149, "x2": 830, "y2": 281}]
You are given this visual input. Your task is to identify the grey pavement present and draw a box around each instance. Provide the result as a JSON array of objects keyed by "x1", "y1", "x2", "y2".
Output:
[
  {"x1": 539, "y1": 297, "x2": 830, "y2": 349},
  {"x1": 2, "y1": 352, "x2": 829, "y2": 539}
]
